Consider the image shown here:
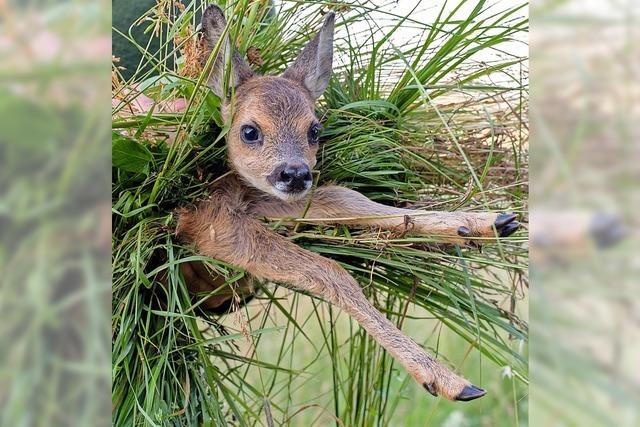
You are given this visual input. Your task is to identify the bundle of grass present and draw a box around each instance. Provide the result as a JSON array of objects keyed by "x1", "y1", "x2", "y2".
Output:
[{"x1": 112, "y1": 1, "x2": 528, "y2": 425}]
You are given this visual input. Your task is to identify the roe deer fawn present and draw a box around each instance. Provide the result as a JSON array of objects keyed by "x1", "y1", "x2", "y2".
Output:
[{"x1": 176, "y1": 5, "x2": 520, "y2": 401}]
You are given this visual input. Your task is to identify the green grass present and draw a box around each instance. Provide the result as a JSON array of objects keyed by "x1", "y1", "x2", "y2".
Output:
[{"x1": 112, "y1": 1, "x2": 528, "y2": 425}]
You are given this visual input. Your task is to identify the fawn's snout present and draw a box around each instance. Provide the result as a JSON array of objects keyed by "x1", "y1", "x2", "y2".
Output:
[{"x1": 268, "y1": 162, "x2": 313, "y2": 194}]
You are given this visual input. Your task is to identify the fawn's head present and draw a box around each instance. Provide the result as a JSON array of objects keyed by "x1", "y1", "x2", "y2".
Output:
[{"x1": 201, "y1": 5, "x2": 334, "y2": 201}]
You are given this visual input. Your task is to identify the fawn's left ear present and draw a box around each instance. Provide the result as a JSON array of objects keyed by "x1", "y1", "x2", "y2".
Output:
[{"x1": 282, "y1": 12, "x2": 335, "y2": 100}]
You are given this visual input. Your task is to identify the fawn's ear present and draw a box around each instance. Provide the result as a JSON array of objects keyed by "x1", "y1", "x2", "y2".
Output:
[
  {"x1": 282, "y1": 12, "x2": 335, "y2": 100},
  {"x1": 201, "y1": 5, "x2": 254, "y2": 98}
]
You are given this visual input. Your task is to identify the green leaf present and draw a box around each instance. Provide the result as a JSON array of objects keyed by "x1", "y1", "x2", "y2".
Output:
[{"x1": 112, "y1": 133, "x2": 153, "y2": 173}]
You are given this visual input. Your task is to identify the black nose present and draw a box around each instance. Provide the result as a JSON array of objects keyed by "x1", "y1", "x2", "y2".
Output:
[
  {"x1": 279, "y1": 164, "x2": 312, "y2": 192},
  {"x1": 268, "y1": 163, "x2": 312, "y2": 193}
]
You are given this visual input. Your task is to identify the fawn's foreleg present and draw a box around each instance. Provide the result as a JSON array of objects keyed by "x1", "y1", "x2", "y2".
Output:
[
  {"x1": 251, "y1": 185, "x2": 520, "y2": 245},
  {"x1": 177, "y1": 199, "x2": 485, "y2": 401}
]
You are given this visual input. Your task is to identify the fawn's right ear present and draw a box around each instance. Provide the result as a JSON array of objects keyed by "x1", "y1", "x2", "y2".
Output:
[
  {"x1": 201, "y1": 5, "x2": 254, "y2": 98},
  {"x1": 282, "y1": 12, "x2": 335, "y2": 100}
]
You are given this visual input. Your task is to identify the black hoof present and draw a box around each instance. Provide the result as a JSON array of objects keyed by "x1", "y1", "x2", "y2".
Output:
[
  {"x1": 455, "y1": 385, "x2": 486, "y2": 401},
  {"x1": 590, "y1": 213, "x2": 625, "y2": 248},
  {"x1": 457, "y1": 226, "x2": 472, "y2": 237},
  {"x1": 423, "y1": 382, "x2": 438, "y2": 397},
  {"x1": 499, "y1": 222, "x2": 520, "y2": 237},
  {"x1": 495, "y1": 213, "x2": 517, "y2": 228}
]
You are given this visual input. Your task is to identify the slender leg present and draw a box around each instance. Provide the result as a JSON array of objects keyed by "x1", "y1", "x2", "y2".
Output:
[
  {"x1": 177, "y1": 198, "x2": 486, "y2": 401},
  {"x1": 180, "y1": 261, "x2": 255, "y2": 312},
  {"x1": 250, "y1": 185, "x2": 520, "y2": 245}
]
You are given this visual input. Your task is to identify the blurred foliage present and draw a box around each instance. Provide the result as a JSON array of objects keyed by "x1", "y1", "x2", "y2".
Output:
[
  {"x1": 530, "y1": 1, "x2": 640, "y2": 426},
  {"x1": 0, "y1": 1, "x2": 111, "y2": 426}
]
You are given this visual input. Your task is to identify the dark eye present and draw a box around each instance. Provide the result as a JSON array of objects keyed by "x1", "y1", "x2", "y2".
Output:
[
  {"x1": 308, "y1": 123, "x2": 322, "y2": 145},
  {"x1": 240, "y1": 125, "x2": 261, "y2": 144}
]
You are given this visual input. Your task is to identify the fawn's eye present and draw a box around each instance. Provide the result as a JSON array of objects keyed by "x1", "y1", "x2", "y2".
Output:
[
  {"x1": 240, "y1": 125, "x2": 262, "y2": 144},
  {"x1": 308, "y1": 123, "x2": 322, "y2": 145}
]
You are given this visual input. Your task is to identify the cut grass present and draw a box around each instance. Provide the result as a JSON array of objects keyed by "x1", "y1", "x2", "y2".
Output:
[{"x1": 112, "y1": 1, "x2": 528, "y2": 425}]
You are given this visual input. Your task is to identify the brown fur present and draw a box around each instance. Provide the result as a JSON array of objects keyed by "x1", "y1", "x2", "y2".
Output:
[
  {"x1": 225, "y1": 76, "x2": 319, "y2": 198},
  {"x1": 249, "y1": 185, "x2": 502, "y2": 245},
  {"x1": 176, "y1": 176, "x2": 472, "y2": 400},
  {"x1": 174, "y1": 5, "x2": 519, "y2": 401}
]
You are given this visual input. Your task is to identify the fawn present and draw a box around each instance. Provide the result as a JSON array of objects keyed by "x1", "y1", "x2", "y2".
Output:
[{"x1": 176, "y1": 5, "x2": 520, "y2": 402}]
